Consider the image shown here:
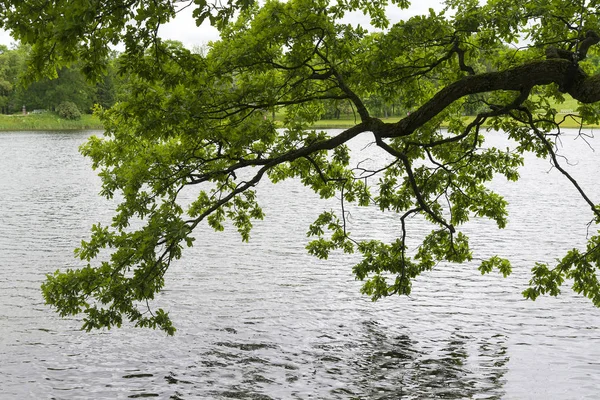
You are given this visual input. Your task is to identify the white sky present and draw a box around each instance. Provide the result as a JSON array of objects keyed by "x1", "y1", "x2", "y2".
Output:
[
  {"x1": 158, "y1": 1, "x2": 444, "y2": 48},
  {"x1": 0, "y1": 1, "x2": 444, "y2": 49}
]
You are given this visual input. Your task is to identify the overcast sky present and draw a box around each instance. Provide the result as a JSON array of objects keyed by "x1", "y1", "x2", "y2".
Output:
[{"x1": 0, "y1": 1, "x2": 444, "y2": 49}]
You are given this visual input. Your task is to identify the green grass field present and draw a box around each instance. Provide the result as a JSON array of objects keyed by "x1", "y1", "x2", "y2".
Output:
[{"x1": 0, "y1": 113, "x2": 103, "y2": 131}]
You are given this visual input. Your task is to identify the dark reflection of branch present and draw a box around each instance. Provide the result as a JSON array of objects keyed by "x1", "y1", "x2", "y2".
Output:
[
  {"x1": 322, "y1": 320, "x2": 510, "y2": 399},
  {"x1": 165, "y1": 320, "x2": 509, "y2": 398}
]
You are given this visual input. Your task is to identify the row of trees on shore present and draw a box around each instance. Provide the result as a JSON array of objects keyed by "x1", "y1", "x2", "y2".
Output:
[
  {"x1": 4, "y1": 40, "x2": 600, "y2": 121},
  {"x1": 4, "y1": 40, "x2": 571, "y2": 120},
  {"x1": 0, "y1": 44, "x2": 117, "y2": 115}
]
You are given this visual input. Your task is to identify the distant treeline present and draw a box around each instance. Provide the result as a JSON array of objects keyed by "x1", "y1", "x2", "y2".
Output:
[
  {"x1": 2, "y1": 41, "x2": 599, "y2": 120},
  {"x1": 0, "y1": 43, "x2": 118, "y2": 115}
]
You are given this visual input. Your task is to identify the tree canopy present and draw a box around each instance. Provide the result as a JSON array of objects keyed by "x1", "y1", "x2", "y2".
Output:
[{"x1": 3, "y1": 0, "x2": 600, "y2": 334}]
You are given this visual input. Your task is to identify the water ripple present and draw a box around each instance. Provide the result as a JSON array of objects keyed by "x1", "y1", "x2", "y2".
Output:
[{"x1": 1, "y1": 130, "x2": 600, "y2": 398}]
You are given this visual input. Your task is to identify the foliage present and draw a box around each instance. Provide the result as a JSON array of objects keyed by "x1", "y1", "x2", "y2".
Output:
[
  {"x1": 0, "y1": 44, "x2": 119, "y2": 114},
  {"x1": 95, "y1": 64, "x2": 117, "y2": 109},
  {"x1": 3, "y1": 0, "x2": 600, "y2": 334},
  {"x1": 17, "y1": 66, "x2": 97, "y2": 113},
  {"x1": 55, "y1": 101, "x2": 82, "y2": 120},
  {"x1": 0, "y1": 43, "x2": 25, "y2": 113}
]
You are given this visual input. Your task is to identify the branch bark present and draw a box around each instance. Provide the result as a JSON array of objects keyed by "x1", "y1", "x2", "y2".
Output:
[{"x1": 375, "y1": 59, "x2": 600, "y2": 139}]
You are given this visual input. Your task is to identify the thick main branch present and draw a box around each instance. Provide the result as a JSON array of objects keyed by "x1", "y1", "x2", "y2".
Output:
[{"x1": 376, "y1": 59, "x2": 600, "y2": 139}]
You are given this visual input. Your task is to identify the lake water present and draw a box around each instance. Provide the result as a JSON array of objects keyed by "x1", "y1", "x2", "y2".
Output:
[{"x1": 1, "y1": 129, "x2": 600, "y2": 399}]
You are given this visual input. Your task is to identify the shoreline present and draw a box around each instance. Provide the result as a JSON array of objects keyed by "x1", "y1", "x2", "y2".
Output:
[
  {"x1": 0, "y1": 114, "x2": 104, "y2": 131},
  {"x1": 1, "y1": 114, "x2": 596, "y2": 132},
  {"x1": 309, "y1": 116, "x2": 600, "y2": 130}
]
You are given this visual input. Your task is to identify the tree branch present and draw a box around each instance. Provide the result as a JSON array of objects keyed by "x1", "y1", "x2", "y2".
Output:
[
  {"x1": 374, "y1": 138, "x2": 456, "y2": 234},
  {"x1": 520, "y1": 108, "x2": 600, "y2": 220},
  {"x1": 374, "y1": 59, "x2": 600, "y2": 139}
]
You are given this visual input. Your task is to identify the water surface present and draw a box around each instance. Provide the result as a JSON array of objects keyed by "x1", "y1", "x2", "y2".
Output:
[{"x1": 1, "y1": 129, "x2": 599, "y2": 399}]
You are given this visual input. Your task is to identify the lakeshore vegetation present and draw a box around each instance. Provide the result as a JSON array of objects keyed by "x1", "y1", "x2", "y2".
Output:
[
  {"x1": 0, "y1": 41, "x2": 598, "y2": 131},
  {"x1": 0, "y1": 113, "x2": 102, "y2": 131}
]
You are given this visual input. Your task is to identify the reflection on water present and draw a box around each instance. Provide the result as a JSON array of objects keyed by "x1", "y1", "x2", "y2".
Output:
[
  {"x1": 0, "y1": 130, "x2": 599, "y2": 399},
  {"x1": 327, "y1": 321, "x2": 509, "y2": 399}
]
